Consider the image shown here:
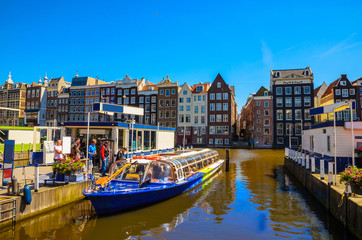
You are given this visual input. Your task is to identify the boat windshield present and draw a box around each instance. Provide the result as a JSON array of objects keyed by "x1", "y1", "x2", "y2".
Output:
[
  {"x1": 112, "y1": 161, "x2": 149, "y2": 182},
  {"x1": 144, "y1": 161, "x2": 173, "y2": 183},
  {"x1": 109, "y1": 160, "x2": 128, "y2": 176}
]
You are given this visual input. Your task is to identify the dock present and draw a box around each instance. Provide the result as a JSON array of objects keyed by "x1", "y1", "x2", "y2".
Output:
[{"x1": 284, "y1": 155, "x2": 362, "y2": 239}]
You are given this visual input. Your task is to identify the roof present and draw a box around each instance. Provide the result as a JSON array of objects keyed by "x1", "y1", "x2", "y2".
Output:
[
  {"x1": 314, "y1": 85, "x2": 322, "y2": 96},
  {"x1": 321, "y1": 79, "x2": 339, "y2": 98},
  {"x1": 271, "y1": 67, "x2": 312, "y2": 78},
  {"x1": 191, "y1": 83, "x2": 209, "y2": 93},
  {"x1": 253, "y1": 86, "x2": 270, "y2": 97}
]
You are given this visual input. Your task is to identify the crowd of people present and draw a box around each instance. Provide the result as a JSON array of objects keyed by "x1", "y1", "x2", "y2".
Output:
[{"x1": 53, "y1": 137, "x2": 128, "y2": 176}]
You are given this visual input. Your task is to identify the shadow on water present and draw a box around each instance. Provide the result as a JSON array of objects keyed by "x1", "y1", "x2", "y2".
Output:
[{"x1": 0, "y1": 149, "x2": 356, "y2": 240}]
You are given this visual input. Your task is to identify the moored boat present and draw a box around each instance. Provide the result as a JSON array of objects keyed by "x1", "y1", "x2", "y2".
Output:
[{"x1": 83, "y1": 149, "x2": 224, "y2": 215}]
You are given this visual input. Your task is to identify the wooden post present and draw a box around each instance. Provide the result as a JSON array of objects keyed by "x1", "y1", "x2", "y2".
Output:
[{"x1": 226, "y1": 149, "x2": 230, "y2": 172}]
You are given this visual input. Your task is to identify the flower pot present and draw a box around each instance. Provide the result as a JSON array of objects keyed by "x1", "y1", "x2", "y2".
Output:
[
  {"x1": 55, "y1": 174, "x2": 65, "y2": 181},
  {"x1": 351, "y1": 183, "x2": 362, "y2": 195}
]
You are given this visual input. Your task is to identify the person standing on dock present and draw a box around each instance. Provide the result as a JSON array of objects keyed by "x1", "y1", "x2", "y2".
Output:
[
  {"x1": 71, "y1": 138, "x2": 81, "y2": 159},
  {"x1": 54, "y1": 140, "x2": 63, "y2": 161},
  {"x1": 100, "y1": 141, "x2": 110, "y2": 176},
  {"x1": 116, "y1": 147, "x2": 127, "y2": 160},
  {"x1": 88, "y1": 139, "x2": 97, "y2": 173}
]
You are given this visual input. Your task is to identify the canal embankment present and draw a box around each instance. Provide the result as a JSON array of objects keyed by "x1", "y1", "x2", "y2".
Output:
[
  {"x1": 0, "y1": 166, "x2": 89, "y2": 228},
  {"x1": 284, "y1": 155, "x2": 362, "y2": 239}
]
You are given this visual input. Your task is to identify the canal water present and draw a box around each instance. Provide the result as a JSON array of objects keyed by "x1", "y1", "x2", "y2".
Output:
[{"x1": 0, "y1": 149, "x2": 355, "y2": 239}]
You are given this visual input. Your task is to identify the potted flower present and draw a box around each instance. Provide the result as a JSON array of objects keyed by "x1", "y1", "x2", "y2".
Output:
[
  {"x1": 52, "y1": 157, "x2": 85, "y2": 182},
  {"x1": 339, "y1": 166, "x2": 362, "y2": 195}
]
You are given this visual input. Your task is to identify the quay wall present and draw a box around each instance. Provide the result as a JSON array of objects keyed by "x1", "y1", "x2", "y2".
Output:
[
  {"x1": 0, "y1": 181, "x2": 88, "y2": 227},
  {"x1": 284, "y1": 157, "x2": 362, "y2": 239}
]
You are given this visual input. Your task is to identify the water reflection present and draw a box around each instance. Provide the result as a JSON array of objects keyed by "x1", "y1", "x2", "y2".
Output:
[{"x1": 0, "y1": 149, "x2": 354, "y2": 240}]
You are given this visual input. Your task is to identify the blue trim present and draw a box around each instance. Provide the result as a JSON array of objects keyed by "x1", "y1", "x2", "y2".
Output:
[
  {"x1": 63, "y1": 122, "x2": 175, "y2": 131},
  {"x1": 310, "y1": 106, "x2": 324, "y2": 116},
  {"x1": 25, "y1": 109, "x2": 40, "y2": 113},
  {"x1": 311, "y1": 121, "x2": 344, "y2": 129}
]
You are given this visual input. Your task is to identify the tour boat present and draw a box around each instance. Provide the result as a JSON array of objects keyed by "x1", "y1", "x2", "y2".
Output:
[{"x1": 83, "y1": 149, "x2": 224, "y2": 215}]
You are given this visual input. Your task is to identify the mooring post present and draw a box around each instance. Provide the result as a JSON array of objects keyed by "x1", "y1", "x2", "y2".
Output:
[{"x1": 226, "y1": 149, "x2": 230, "y2": 172}]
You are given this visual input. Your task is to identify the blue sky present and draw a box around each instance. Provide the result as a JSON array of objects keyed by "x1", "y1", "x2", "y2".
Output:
[{"x1": 1, "y1": 0, "x2": 362, "y2": 111}]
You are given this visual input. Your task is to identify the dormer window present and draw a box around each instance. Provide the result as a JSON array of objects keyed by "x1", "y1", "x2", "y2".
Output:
[
  {"x1": 264, "y1": 91, "x2": 268, "y2": 96},
  {"x1": 196, "y1": 86, "x2": 203, "y2": 92},
  {"x1": 275, "y1": 72, "x2": 280, "y2": 77},
  {"x1": 305, "y1": 71, "x2": 309, "y2": 76},
  {"x1": 217, "y1": 82, "x2": 221, "y2": 88},
  {"x1": 340, "y1": 81, "x2": 346, "y2": 86}
]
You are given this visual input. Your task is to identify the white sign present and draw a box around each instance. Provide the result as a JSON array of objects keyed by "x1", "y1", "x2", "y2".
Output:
[
  {"x1": 44, "y1": 141, "x2": 54, "y2": 153},
  {"x1": 62, "y1": 136, "x2": 72, "y2": 154}
]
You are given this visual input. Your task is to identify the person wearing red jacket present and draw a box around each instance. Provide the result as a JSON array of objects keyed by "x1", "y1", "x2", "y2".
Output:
[{"x1": 100, "y1": 141, "x2": 110, "y2": 176}]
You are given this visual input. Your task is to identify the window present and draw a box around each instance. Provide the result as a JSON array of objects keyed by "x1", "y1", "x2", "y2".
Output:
[
  {"x1": 277, "y1": 137, "x2": 284, "y2": 144},
  {"x1": 327, "y1": 136, "x2": 331, "y2": 152},
  {"x1": 223, "y1": 93, "x2": 228, "y2": 100},
  {"x1": 276, "y1": 87, "x2": 282, "y2": 95},
  {"x1": 171, "y1": 99, "x2": 176, "y2": 107},
  {"x1": 295, "y1": 97, "x2": 301, "y2": 107},
  {"x1": 264, "y1": 128, "x2": 270, "y2": 135},
  {"x1": 210, "y1": 115, "x2": 215, "y2": 122},
  {"x1": 285, "y1": 87, "x2": 292, "y2": 95},
  {"x1": 340, "y1": 81, "x2": 346, "y2": 86},
  {"x1": 264, "y1": 102, "x2": 269, "y2": 108},
  {"x1": 304, "y1": 97, "x2": 311, "y2": 107},
  {"x1": 285, "y1": 98, "x2": 292, "y2": 107},
  {"x1": 277, "y1": 123, "x2": 283, "y2": 135},
  {"x1": 131, "y1": 89, "x2": 136, "y2": 95},
  {"x1": 256, "y1": 101, "x2": 261, "y2": 106},
  {"x1": 165, "y1": 89, "x2": 170, "y2": 96},
  {"x1": 210, "y1": 93, "x2": 215, "y2": 100},
  {"x1": 209, "y1": 139, "x2": 213, "y2": 145},
  {"x1": 216, "y1": 93, "x2": 221, "y2": 100},
  {"x1": 201, "y1": 116, "x2": 205, "y2": 124},
  {"x1": 350, "y1": 89, "x2": 355, "y2": 95},
  {"x1": 216, "y1": 126, "x2": 223, "y2": 134},
  {"x1": 183, "y1": 90, "x2": 187, "y2": 95},
  {"x1": 223, "y1": 103, "x2": 228, "y2": 111},
  {"x1": 264, "y1": 110, "x2": 269, "y2": 116},
  {"x1": 196, "y1": 86, "x2": 203, "y2": 92},
  {"x1": 186, "y1": 114, "x2": 191, "y2": 122},
  {"x1": 295, "y1": 109, "x2": 302, "y2": 120},
  {"x1": 201, "y1": 106, "x2": 205, "y2": 113},
  {"x1": 286, "y1": 110, "x2": 292, "y2": 120},
  {"x1": 217, "y1": 82, "x2": 221, "y2": 88},
  {"x1": 223, "y1": 114, "x2": 228, "y2": 122},
  {"x1": 194, "y1": 106, "x2": 198, "y2": 113},
  {"x1": 139, "y1": 97, "x2": 144, "y2": 103},
  {"x1": 294, "y1": 86, "x2": 301, "y2": 94},
  {"x1": 117, "y1": 89, "x2": 122, "y2": 95},
  {"x1": 209, "y1": 126, "x2": 215, "y2": 135},
  {"x1": 186, "y1": 106, "x2": 191, "y2": 111},
  {"x1": 257, "y1": 110, "x2": 260, "y2": 115},
  {"x1": 216, "y1": 103, "x2": 222, "y2": 111},
  {"x1": 172, "y1": 89, "x2": 176, "y2": 95},
  {"x1": 305, "y1": 109, "x2": 311, "y2": 120},
  {"x1": 342, "y1": 89, "x2": 348, "y2": 97},
  {"x1": 303, "y1": 86, "x2": 311, "y2": 94},
  {"x1": 276, "y1": 98, "x2": 283, "y2": 107},
  {"x1": 179, "y1": 106, "x2": 184, "y2": 111},
  {"x1": 264, "y1": 119, "x2": 270, "y2": 126},
  {"x1": 179, "y1": 98, "x2": 184, "y2": 103},
  {"x1": 194, "y1": 116, "x2": 198, "y2": 124},
  {"x1": 210, "y1": 103, "x2": 215, "y2": 111},
  {"x1": 284, "y1": 123, "x2": 292, "y2": 135},
  {"x1": 295, "y1": 123, "x2": 301, "y2": 135},
  {"x1": 264, "y1": 91, "x2": 268, "y2": 96},
  {"x1": 186, "y1": 98, "x2": 191, "y2": 103},
  {"x1": 216, "y1": 114, "x2": 222, "y2": 122},
  {"x1": 125, "y1": 97, "x2": 129, "y2": 105},
  {"x1": 198, "y1": 96, "x2": 201, "y2": 101},
  {"x1": 179, "y1": 114, "x2": 184, "y2": 123},
  {"x1": 160, "y1": 89, "x2": 164, "y2": 95}
]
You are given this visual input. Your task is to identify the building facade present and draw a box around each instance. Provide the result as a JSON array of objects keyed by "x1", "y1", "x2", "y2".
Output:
[
  {"x1": 138, "y1": 80, "x2": 158, "y2": 125},
  {"x1": 0, "y1": 73, "x2": 27, "y2": 126},
  {"x1": 271, "y1": 67, "x2": 314, "y2": 148},
  {"x1": 177, "y1": 83, "x2": 193, "y2": 146},
  {"x1": 333, "y1": 74, "x2": 358, "y2": 121},
  {"x1": 207, "y1": 74, "x2": 237, "y2": 147},
  {"x1": 25, "y1": 78, "x2": 47, "y2": 126},
  {"x1": 46, "y1": 76, "x2": 67, "y2": 126},
  {"x1": 157, "y1": 76, "x2": 179, "y2": 128}
]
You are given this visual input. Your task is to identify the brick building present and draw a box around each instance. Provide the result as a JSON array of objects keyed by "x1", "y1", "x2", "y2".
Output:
[
  {"x1": 158, "y1": 76, "x2": 179, "y2": 128},
  {"x1": 207, "y1": 74, "x2": 237, "y2": 147},
  {"x1": 25, "y1": 77, "x2": 47, "y2": 126}
]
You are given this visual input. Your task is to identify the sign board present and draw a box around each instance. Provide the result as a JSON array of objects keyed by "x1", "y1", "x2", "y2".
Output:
[
  {"x1": 44, "y1": 141, "x2": 54, "y2": 153},
  {"x1": 2, "y1": 140, "x2": 15, "y2": 185},
  {"x1": 310, "y1": 100, "x2": 355, "y2": 116},
  {"x1": 62, "y1": 136, "x2": 72, "y2": 154},
  {"x1": 93, "y1": 102, "x2": 144, "y2": 116}
]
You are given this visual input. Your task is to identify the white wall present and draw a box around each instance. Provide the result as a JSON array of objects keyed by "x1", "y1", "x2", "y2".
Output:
[
  {"x1": 302, "y1": 126, "x2": 361, "y2": 157},
  {"x1": 8, "y1": 130, "x2": 41, "y2": 144},
  {"x1": 158, "y1": 130, "x2": 175, "y2": 149}
]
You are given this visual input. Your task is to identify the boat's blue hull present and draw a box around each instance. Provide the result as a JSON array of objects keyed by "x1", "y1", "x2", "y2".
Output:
[{"x1": 84, "y1": 161, "x2": 223, "y2": 215}]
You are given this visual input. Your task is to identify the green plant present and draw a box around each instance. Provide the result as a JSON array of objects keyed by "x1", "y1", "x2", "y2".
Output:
[
  {"x1": 52, "y1": 157, "x2": 84, "y2": 175},
  {"x1": 339, "y1": 166, "x2": 362, "y2": 187}
]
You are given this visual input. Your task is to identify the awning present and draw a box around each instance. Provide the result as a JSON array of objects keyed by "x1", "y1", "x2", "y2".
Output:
[{"x1": 79, "y1": 129, "x2": 111, "y2": 135}]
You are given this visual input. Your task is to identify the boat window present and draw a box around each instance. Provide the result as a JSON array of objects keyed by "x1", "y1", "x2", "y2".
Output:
[
  {"x1": 144, "y1": 162, "x2": 173, "y2": 183},
  {"x1": 114, "y1": 162, "x2": 148, "y2": 182},
  {"x1": 109, "y1": 160, "x2": 127, "y2": 176}
]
